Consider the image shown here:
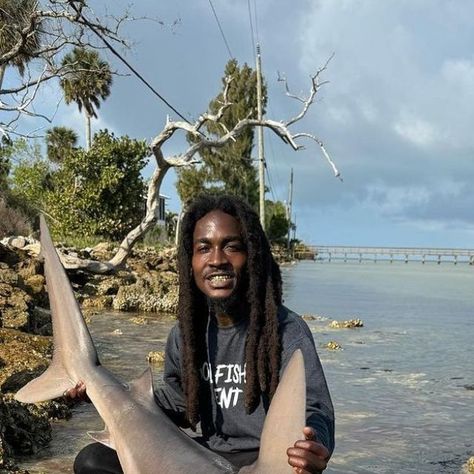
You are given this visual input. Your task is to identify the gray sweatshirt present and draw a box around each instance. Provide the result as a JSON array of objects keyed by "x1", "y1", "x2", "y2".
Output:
[{"x1": 155, "y1": 305, "x2": 335, "y2": 457}]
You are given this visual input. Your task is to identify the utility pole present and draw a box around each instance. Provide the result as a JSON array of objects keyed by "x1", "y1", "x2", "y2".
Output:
[
  {"x1": 287, "y1": 167, "x2": 294, "y2": 251},
  {"x1": 256, "y1": 43, "x2": 265, "y2": 231}
]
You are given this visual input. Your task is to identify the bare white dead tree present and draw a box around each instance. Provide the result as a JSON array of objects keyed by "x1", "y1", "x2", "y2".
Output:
[
  {"x1": 0, "y1": 0, "x2": 130, "y2": 138},
  {"x1": 59, "y1": 60, "x2": 341, "y2": 273}
]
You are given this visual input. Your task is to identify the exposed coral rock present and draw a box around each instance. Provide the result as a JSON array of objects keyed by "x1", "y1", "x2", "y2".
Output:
[
  {"x1": 130, "y1": 316, "x2": 148, "y2": 325},
  {"x1": 462, "y1": 456, "x2": 474, "y2": 474},
  {"x1": 329, "y1": 318, "x2": 364, "y2": 329},
  {"x1": 325, "y1": 341, "x2": 342, "y2": 350},
  {"x1": 147, "y1": 351, "x2": 165, "y2": 366},
  {"x1": 0, "y1": 329, "x2": 51, "y2": 389},
  {"x1": 81, "y1": 295, "x2": 113, "y2": 310},
  {"x1": 0, "y1": 328, "x2": 72, "y2": 471},
  {"x1": 0, "y1": 281, "x2": 33, "y2": 330}
]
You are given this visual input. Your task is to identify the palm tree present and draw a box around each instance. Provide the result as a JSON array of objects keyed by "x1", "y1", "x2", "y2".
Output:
[
  {"x1": 0, "y1": 0, "x2": 41, "y2": 88},
  {"x1": 45, "y1": 126, "x2": 78, "y2": 164},
  {"x1": 60, "y1": 47, "x2": 112, "y2": 150}
]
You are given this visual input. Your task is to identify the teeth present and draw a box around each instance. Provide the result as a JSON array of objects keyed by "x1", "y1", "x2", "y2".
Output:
[{"x1": 209, "y1": 275, "x2": 232, "y2": 282}]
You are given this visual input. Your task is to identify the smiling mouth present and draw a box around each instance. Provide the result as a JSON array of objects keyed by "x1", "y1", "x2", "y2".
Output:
[{"x1": 207, "y1": 274, "x2": 234, "y2": 283}]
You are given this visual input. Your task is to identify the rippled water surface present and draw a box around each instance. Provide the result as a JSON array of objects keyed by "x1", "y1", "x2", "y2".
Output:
[{"x1": 19, "y1": 261, "x2": 474, "y2": 473}]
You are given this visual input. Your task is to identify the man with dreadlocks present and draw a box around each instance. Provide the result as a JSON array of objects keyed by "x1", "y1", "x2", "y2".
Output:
[{"x1": 71, "y1": 194, "x2": 334, "y2": 474}]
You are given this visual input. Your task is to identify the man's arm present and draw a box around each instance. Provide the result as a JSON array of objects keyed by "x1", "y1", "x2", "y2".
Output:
[{"x1": 154, "y1": 324, "x2": 190, "y2": 428}]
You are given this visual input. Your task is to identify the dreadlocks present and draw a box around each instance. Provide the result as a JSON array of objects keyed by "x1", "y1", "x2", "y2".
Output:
[{"x1": 177, "y1": 194, "x2": 283, "y2": 429}]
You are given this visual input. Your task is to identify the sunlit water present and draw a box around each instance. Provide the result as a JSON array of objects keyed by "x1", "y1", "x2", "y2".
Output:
[{"x1": 19, "y1": 261, "x2": 474, "y2": 473}]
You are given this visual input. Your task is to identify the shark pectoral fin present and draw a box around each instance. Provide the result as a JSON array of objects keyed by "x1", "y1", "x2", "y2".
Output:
[
  {"x1": 15, "y1": 361, "x2": 73, "y2": 404},
  {"x1": 127, "y1": 367, "x2": 157, "y2": 412},
  {"x1": 88, "y1": 426, "x2": 116, "y2": 450},
  {"x1": 246, "y1": 349, "x2": 306, "y2": 474}
]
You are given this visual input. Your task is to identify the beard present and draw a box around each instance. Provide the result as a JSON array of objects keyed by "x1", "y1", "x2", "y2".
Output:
[
  {"x1": 207, "y1": 291, "x2": 242, "y2": 317},
  {"x1": 207, "y1": 274, "x2": 249, "y2": 318}
]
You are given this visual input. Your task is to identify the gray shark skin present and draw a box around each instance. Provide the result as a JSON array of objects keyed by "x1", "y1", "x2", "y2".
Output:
[{"x1": 15, "y1": 216, "x2": 306, "y2": 474}]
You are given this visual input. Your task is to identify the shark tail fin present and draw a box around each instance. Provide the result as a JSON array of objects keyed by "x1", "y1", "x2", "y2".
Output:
[
  {"x1": 15, "y1": 358, "x2": 73, "y2": 403},
  {"x1": 242, "y1": 349, "x2": 306, "y2": 474},
  {"x1": 15, "y1": 215, "x2": 98, "y2": 404}
]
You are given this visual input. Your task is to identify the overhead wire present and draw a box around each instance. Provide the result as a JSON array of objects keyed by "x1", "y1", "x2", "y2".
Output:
[
  {"x1": 247, "y1": 0, "x2": 282, "y2": 204},
  {"x1": 208, "y1": 0, "x2": 234, "y2": 60},
  {"x1": 69, "y1": 3, "x2": 191, "y2": 124},
  {"x1": 247, "y1": 0, "x2": 256, "y2": 63},
  {"x1": 253, "y1": 0, "x2": 260, "y2": 45}
]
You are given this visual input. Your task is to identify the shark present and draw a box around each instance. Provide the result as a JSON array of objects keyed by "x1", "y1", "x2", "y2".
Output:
[{"x1": 15, "y1": 215, "x2": 306, "y2": 474}]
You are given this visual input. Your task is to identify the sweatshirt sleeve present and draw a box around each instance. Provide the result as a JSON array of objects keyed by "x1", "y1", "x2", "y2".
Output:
[
  {"x1": 154, "y1": 324, "x2": 190, "y2": 427},
  {"x1": 280, "y1": 323, "x2": 335, "y2": 456}
]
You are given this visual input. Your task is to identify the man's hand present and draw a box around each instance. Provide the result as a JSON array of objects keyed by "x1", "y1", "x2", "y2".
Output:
[
  {"x1": 286, "y1": 427, "x2": 329, "y2": 474},
  {"x1": 64, "y1": 381, "x2": 91, "y2": 403}
]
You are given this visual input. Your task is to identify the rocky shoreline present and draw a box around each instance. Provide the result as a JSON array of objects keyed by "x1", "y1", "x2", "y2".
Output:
[{"x1": 0, "y1": 237, "x2": 182, "y2": 472}]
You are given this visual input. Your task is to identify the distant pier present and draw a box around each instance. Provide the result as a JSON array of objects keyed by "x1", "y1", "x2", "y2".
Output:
[{"x1": 293, "y1": 245, "x2": 474, "y2": 264}]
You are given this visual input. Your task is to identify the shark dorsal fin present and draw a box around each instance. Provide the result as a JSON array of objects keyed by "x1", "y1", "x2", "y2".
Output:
[
  {"x1": 241, "y1": 349, "x2": 306, "y2": 474},
  {"x1": 127, "y1": 367, "x2": 157, "y2": 413}
]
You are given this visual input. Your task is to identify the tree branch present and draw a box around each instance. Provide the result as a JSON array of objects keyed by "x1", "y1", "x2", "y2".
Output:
[{"x1": 93, "y1": 60, "x2": 341, "y2": 272}]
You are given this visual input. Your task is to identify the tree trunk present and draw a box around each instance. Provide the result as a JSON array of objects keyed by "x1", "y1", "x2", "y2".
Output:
[
  {"x1": 85, "y1": 111, "x2": 92, "y2": 150},
  {"x1": 0, "y1": 64, "x2": 6, "y2": 90}
]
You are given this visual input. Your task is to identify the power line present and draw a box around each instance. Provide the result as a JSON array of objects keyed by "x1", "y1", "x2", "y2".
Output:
[
  {"x1": 208, "y1": 0, "x2": 234, "y2": 60},
  {"x1": 252, "y1": 0, "x2": 260, "y2": 45},
  {"x1": 265, "y1": 162, "x2": 277, "y2": 202},
  {"x1": 247, "y1": 0, "x2": 256, "y2": 62},
  {"x1": 69, "y1": 3, "x2": 191, "y2": 124},
  {"x1": 265, "y1": 128, "x2": 284, "y2": 203}
]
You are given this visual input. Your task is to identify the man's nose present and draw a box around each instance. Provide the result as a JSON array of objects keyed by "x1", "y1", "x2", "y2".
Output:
[{"x1": 209, "y1": 247, "x2": 228, "y2": 266}]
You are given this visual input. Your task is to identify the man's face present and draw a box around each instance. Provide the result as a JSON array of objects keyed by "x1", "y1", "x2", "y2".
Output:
[{"x1": 191, "y1": 210, "x2": 248, "y2": 301}]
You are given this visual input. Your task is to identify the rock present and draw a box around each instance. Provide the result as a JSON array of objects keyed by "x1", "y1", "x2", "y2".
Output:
[
  {"x1": 0, "y1": 329, "x2": 52, "y2": 390},
  {"x1": 97, "y1": 277, "x2": 123, "y2": 296},
  {"x1": 329, "y1": 318, "x2": 364, "y2": 329},
  {"x1": 81, "y1": 295, "x2": 113, "y2": 310},
  {"x1": 463, "y1": 456, "x2": 474, "y2": 474},
  {"x1": 112, "y1": 277, "x2": 178, "y2": 314},
  {"x1": 0, "y1": 266, "x2": 21, "y2": 286},
  {"x1": 91, "y1": 242, "x2": 116, "y2": 261},
  {"x1": 0, "y1": 393, "x2": 51, "y2": 461},
  {"x1": 302, "y1": 314, "x2": 316, "y2": 321},
  {"x1": 0, "y1": 244, "x2": 20, "y2": 268},
  {"x1": 130, "y1": 316, "x2": 148, "y2": 325},
  {"x1": 325, "y1": 341, "x2": 342, "y2": 350},
  {"x1": 0, "y1": 283, "x2": 33, "y2": 330},
  {"x1": 147, "y1": 351, "x2": 165, "y2": 365},
  {"x1": 22, "y1": 242, "x2": 41, "y2": 257}
]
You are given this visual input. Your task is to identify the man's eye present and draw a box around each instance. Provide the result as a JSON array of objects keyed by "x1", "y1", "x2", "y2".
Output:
[
  {"x1": 226, "y1": 243, "x2": 244, "y2": 252},
  {"x1": 196, "y1": 245, "x2": 209, "y2": 253}
]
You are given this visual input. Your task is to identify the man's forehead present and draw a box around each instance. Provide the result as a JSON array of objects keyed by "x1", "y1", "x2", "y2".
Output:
[{"x1": 193, "y1": 210, "x2": 242, "y2": 236}]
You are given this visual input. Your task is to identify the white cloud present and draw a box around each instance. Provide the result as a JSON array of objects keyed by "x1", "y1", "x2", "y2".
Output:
[
  {"x1": 441, "y1": 58, "x2": 474, "y2": 94},
  {"x1": 392, "y1": 114, "x2": 436, "y2": 148},
  {"x1": 327, "y1": 105, "x2": 352, "y2": 124},
  {"x1": 357, "y1": 99, "x2": 378, "y2": 123}
]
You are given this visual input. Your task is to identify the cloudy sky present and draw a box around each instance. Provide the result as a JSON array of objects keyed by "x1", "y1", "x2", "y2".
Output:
[{"x1": 12, "y1": 0, "x2": 474, "y2": 248}]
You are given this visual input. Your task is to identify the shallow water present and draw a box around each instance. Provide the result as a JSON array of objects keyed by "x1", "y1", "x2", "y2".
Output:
[
  {"x1": 18, "y1": 261, "x2": 474, "y2": 473},
  {"x1": 283, "y1": 261, "x2": 474, "y2": 473}
]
